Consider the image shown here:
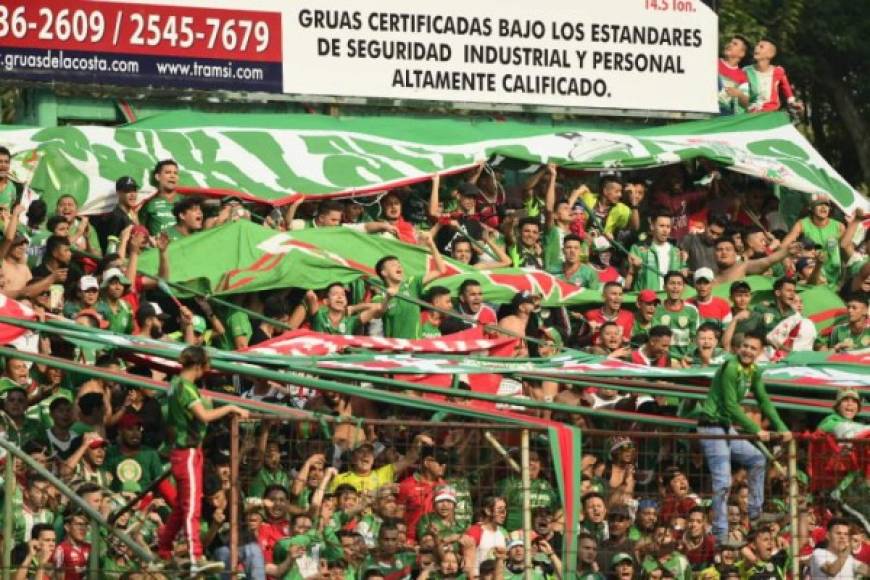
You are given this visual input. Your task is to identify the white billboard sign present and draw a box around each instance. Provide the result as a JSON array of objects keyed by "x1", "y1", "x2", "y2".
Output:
[{"x1": 281, "y1": 0, "x2": 719, "y2": 115}]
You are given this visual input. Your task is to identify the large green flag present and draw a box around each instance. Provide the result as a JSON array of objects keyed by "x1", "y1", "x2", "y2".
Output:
[
  {"x1": 136, "y1": 220, "x2": 365, "y2": 296},
  {"x1": 1, "y1": 111, "x2": 866, "y2": 216}
]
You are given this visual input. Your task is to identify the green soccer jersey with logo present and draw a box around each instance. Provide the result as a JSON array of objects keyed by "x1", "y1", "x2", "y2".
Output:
[
  {"x1": 497, "y1": 476, "x2": 558, "y2": 531},
  {"x1": 752, "y1": 303, "x2": 794, "y2": 335},
  {"x1": 381, "y1": 276, "x2": 425, "y2": 339},
  {"x1": 652, "y1": 302, "x2": 700, "y2": 357},
  {"x1": 167, "y1": 376, "x2": 206, "y2": 448},
  {"x1": 104, "y1": 445, "x2": 164, "y2": 493},
  {"x1": 96, "y1": 299, "x2": 134, "y2": 335},
  {"x1": 360, "y1": 552, "x2": 416, "y2": 580},
  {"x1": 311, "y1": 307, "x2": 360, "y2": 336},
  {"x1": 140, "y1": 195, "x2": 177, "y2": 235},
  {"x1": 827, "y1": 323, "x2": 870, "y2": 351}
]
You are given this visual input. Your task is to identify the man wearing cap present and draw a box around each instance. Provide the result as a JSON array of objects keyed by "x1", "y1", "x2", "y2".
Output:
[
  {"x1": 688, "y1": 268, "x2": 732, "y2": 330},
  {"x1": 63, "y1": 275, "x2": 101, "y2": 319},
  {"x1": 398, "y1": 445, "x2": 448, "y2": 542},
  {"x1": 627, "y1": 211, "x2": 685, "y2": 292},
  {"x1": 96, "y1": 267, "x2": 134, "y2": 334},
  {"x1": 134, "y1": 302, "x2": 169, "y2": 340},
  {"x1": 92, "y1": 176, "x2": 141, "y2": 253},
  {"x1": 630, "y1": 500, "x2": 660, "y2": 543},
  {"x1": 166, "y1": 196, "x2": 204, "y2": 241},
  {"x1": 104, "y1": 412, "x2": 163, "y2": 494},
  {"x1": 629, "y1": 289, "x2": 661, "y2": 346},
  {"x1": 782, "y1": 194, "x2": 845, "y2": 287},
  {"x1": 818, "y1": 388, "x2": 867, "y2": 440},
  {"x1": 697, "y1": 330, "x2": 792, "y2": 543},
  {"x1": 697, "y1": 538, "x2": 745, "y2": 580},
  {"x1": 610, "y1": 552, "x2": 636, "y2": 580},
  {"x1": 825, "y1": 293, "x2": 869, "y2": 352},
  {"x1": 597, "y1": 505, "x2": 635, "y2": 573},
  {"x1": 62, "y1": 430, "x2": 112, "y2": 487},
  {"x1": 586, "y1": 282, "x2": 635, "y2": 344},
  {"x1": 140, "y1": 159, "x2": 180, "y2": 235},
  {"x1": 416, "y1": 485, "x2": 465, "y2": 550},
  {"x1": 652, "y1": 271, "x2": 699, "y2": 358}
]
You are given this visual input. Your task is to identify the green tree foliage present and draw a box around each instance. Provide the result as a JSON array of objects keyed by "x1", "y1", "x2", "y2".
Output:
[{"x1": 719, "y1": 0, "x2": 870, "y2": 191}]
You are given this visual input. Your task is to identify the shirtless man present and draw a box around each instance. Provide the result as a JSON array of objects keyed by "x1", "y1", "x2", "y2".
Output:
[{"x1": 713, "y1": 238, "x2": 800, "y2": 284}]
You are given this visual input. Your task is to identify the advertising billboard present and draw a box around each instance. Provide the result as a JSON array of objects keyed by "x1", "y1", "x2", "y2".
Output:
[{"x1": 0, "y1": 0, "x2": 718, "y2": 115}]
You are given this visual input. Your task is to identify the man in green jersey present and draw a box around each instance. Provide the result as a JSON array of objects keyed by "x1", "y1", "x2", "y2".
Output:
[
  {"x1": 375, "y1": 234, "x2": 447, "y2": 339},
  {"x1": 155, "y1": 346, "x2": 248, "y2": 574},
  {"x1": 104, "y1": 413, "x2": 163, "y2": 494},
  {"x1": 652, "y1": 271, "x2": 699, "y2": 358},
  {"x1": 96, "y1": 267, "x2": 134, "y2": 334},
  {"x1": 825, "y1": 293, "x2": 869, "y2": 351},
  {"x1": 361, "y1": 521, "x2": 416, "y2": 580},
  {"x1": 140, "y1": 159, "x2": 180, "y2": 235},
  {"x1": 696, "y1": 331, "x2": 792, "y2": 542},
  {"x1": 782, "y1": 194, "x2": 846, "y2": 287},
  {"x1": 301, "y1": 284, "x2": 384, "y2": 336}
]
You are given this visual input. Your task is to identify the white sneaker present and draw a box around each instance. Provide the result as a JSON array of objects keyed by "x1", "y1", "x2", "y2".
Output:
[{"x1": 189, "y1": 559, "x2": 225, "y2": 577}]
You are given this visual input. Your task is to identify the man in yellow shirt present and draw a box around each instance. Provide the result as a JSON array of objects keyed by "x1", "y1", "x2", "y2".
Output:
[
  {"x1": 330, "y1": 433, "x2": 433, "y2": 493},
  {"x1": 580, "y1": 176, "x2": 634, "y2": 237}
]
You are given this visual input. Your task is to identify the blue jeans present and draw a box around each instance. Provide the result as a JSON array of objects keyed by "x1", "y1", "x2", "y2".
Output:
[
  {"x1": 215, "y1": 542, "x2": 266, "y2": 580},
  {"x1": 697, "y1": 426, "x2": 766, "y2": 542}
]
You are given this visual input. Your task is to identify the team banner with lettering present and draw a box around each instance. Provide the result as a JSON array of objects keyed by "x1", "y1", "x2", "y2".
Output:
[
  {"x1": 1, "y1": 111, "x2": 866, "y2": 216},
  {"x1": 0, "y1": 0, "x2": 283, "y2": 92}
]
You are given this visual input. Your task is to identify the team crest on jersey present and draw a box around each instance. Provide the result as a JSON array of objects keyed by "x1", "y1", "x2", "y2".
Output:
[
  {"x1": 678, "y1": 316, "x2": 688, "y2": 327},
  {"x1": 660, "y1": 315, "x2": 671, "y2": 325},
  {"x1": 764, "y1": 313, "x2": 774, "y2": 325}
]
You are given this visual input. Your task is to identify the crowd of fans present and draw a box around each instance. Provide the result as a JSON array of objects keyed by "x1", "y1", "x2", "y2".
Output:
[{"x1": 0, "y1": 112, "x2": 867, "y2": 580}]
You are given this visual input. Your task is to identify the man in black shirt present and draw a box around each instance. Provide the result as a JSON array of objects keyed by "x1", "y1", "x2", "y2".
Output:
[{"x1": 92, "y1": 176, "x2": 140, "y2": 254}]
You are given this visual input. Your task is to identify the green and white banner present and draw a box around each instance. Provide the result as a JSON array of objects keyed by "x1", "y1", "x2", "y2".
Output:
[{"x1": 0, "y1": 111, "x2": 866, "y2": 215}]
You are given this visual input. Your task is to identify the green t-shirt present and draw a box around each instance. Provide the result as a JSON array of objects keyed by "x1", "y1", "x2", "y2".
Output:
[
  {"x1": 800, "y1": 216, "x2": 843, "y2": 286},
  {"x1": 311, "y1": 307, "x2": 360, "y2": 336},
  {"x1": 96, "y1": 299, "x2": 134, "y2": 335},
  {"x1": 652, "y1": 302, "x2": 700, "y2": 357},
  {"x1": 416, "y1": 514, "x2": 465, "y2": 547},
  {"x1": 753, "y1": 303, "x2": 795, "y2": 335},
  {"x1": 447, "y1": 477, "x2": 474, "y2": 530},
  {"x1": 140, "y1": 195, "x2": 177, "y2": 235},
  {"x1": 542, "y1": 226, "x2": 567, "y2": 273},
  {"x1": 556, "y1": 264, "x2": 600, "y2": 290},
  {"x1": 381, "y1": 276, "x2": 425, "y2": 339},
  {"x1": 504, "y1": 567, "x2": 546, "y2": 580},
  {"x1": 360, "y1": 552, "x2": 416, "y2": 580},
  {"x1": 0, "y1": 180, "x2": 15, "y2": 206},
  {"x1": 104, "y1": 445, "x2": 164, "y2": 493},
  {"x1": 827, "y1": 323, "x2": 870, "y2": 351},
  {"x1": 421, "y1": 320, "x2": 441, "y2": 338},
  {"x1": 219, "y1": 310, "x2": 252, "y2": 350},
  {"x1": 167, "y1": 375, "x2": 206, "y2": 448},
  {"x1": 497, "y1": 476, "x2": 558, "y2": 531}
]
